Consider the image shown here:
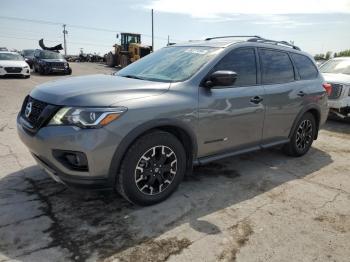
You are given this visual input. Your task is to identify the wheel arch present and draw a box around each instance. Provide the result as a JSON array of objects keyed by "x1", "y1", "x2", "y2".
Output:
[
  {"x1": 108, "y1": 119, "x2": 198, "y2": 186},
  {"x1": 289, "y1": 104, "x2": 321, "y2": 140}
]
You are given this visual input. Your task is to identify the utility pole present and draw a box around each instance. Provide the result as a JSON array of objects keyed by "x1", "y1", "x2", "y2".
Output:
[
  {"x1": 151, "y1": 9, "x2": 154, "y2": 51},
  {"x1": 167, "y1": 35, "x2": 170, "y2": 46},
  {"x1": 63, "y1": 24, "x2": 68, "y2": 55}
]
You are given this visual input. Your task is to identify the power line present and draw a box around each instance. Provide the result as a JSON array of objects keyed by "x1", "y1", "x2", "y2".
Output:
[
  {"x1": 0, "y1": 15, "x2": 184, "y2": 42},
  {"x1": 0, "y1": 35, "x2": 113, "y2": 48}
]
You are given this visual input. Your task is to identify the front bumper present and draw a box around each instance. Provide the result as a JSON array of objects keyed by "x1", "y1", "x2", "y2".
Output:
[
  {"x1": 17, "y1": 116, "x2": 121, "y2": 188},
  {"x1": 41, "y1": 65, "x2": 71, "y2": 74},
  {"x1": 0, "y1": 67, "x2": 30, "y2": 76},
  {"x1": 328, "y1": 96, "x2": 350, "y2": 109}
]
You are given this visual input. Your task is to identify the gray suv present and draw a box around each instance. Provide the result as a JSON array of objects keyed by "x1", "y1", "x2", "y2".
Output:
[{"x1": 17, "y1": 36, "x2": 329, "y2": 205}]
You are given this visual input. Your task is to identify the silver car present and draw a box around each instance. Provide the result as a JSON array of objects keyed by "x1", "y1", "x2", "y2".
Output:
[
  {"x1": 320, "y1": 57, "x2": 350, "y2": 119},
  {"x1": 17, "y1": 36, "x2": 329, "y2": 205}
]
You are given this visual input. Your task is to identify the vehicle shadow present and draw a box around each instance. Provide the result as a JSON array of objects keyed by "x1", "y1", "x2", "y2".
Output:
[
  {"x1": 0, "y1": 75, "x2": 28, "y2": 80},
  {"x1": 323, "y1": 118, "x2": 350, "y2": 135},
  {"x1": 0, "y1": 147, "x2": 332, "y2": 261}
]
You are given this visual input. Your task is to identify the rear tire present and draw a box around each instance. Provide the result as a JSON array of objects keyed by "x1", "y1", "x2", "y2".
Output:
[
  {"x1": 116, "y1": 131, "x2": 186, "y2": 206},
  {"x1": 283, "y1": 112, "x2": 316, "y2": 157}
]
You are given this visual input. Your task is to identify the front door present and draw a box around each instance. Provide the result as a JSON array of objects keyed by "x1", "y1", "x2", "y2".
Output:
[{"x1": 198, "y1": 48, "x2": 265, "y2": 157}]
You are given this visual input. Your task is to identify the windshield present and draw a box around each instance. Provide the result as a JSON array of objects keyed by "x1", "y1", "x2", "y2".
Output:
[
  {"x1": 40, "y1": 51, "x2": 64, "y2": 59},
  {"x1": 0, "y1": 53, "x2": 24, "y2": 61},
  {"x1": 320, "y1": 59, "x2": 350, "y2": 75},
  {"x1": 117, "y1": 46, "x2": 222, "y2": 82},
  {"x1": 22, "y1": 49, "x2": 35, "y2": 57}
]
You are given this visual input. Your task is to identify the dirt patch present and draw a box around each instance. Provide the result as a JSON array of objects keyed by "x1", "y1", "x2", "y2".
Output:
[
  {"x1": 105, "y1": 237, "x2": 192, "y2": 262},
  {"x1": 188, "y1": 162, "x2": 241, "y2": 181},
  {"x1": 314, "y1": 213, "x2": 350, "y2": 233},
  {"x1": 218, "y1": 220, "x2": 254, "y2": 262}
]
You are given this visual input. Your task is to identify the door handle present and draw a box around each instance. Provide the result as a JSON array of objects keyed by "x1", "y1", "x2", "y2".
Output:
[
  {"x1": 297, "y1": 91, "x2": 306, "y2": 97},
  {"x1": 250, "y1": 96, "x2": 263, "y2": 104}
]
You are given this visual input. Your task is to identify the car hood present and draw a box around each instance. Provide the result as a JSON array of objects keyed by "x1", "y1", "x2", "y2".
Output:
[
  {"x1": 30, "y1": 74, "x2": 170, "y2": 106},
  {"x1": 322, "y1": 73, "x2": 350, "y2": 85},
  {"x1": 0, "y1": 60, "x2": 28, "y2": 67}
]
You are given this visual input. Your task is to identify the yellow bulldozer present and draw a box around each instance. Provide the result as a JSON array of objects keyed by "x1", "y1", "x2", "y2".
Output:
[{"x1": 105, "y1": 32, "x2": 152, "y2": 68}]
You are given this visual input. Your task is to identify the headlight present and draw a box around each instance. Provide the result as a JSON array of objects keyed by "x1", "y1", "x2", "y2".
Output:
[
  {"x1": 48, "y1": 107, "x2": 127, "y2": 128},
  {"x1": 24, "y1": 65, "x2": 29, "y2": 68}
]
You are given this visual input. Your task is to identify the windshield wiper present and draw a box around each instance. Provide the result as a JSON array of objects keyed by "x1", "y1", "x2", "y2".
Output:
[{"x1": 121, "y1": 74, "x2": 144, "y2": 80}]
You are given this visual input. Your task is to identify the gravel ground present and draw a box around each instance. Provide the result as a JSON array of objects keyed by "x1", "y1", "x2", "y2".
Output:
[{"x1": 0, "y1": 63, "x2": 349, "y2": 262}]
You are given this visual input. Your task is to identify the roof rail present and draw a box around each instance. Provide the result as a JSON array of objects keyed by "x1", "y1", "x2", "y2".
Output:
[
  {"x1": 247, "y1": 37, "x2": 301, "y2": 51},
  {"x1": 205, "y1": 35, "x2": 262, "y2": 41}
]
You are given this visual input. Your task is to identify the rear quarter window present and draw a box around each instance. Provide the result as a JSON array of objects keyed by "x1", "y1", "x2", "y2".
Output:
[
  {"x1": 291, "y1": 53, "x2": 318, "y2": 80},
  {"x1": 259, "y1": 49, "x2": 295, "y2": 84}
]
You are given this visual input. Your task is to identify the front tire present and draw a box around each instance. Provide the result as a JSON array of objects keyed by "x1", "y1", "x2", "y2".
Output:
[
  {"x1": 116, "y1": 131, "x2": 186, "y2": 206},
  {"x1": 283, "y1": 112, "x2": 316, "y2": 157},
  {"x1": 120, "y1": 55, "x2": 129, "y2": 68}
]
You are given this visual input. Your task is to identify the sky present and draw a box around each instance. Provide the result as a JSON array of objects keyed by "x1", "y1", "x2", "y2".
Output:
[{"x1": 0, "y1": 0, "x2": 350, "y2": 55}]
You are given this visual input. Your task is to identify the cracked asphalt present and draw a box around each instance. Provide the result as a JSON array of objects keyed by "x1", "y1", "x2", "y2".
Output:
[{"x1": 1, "y1": 63, "x2": 350, "y2": 262}]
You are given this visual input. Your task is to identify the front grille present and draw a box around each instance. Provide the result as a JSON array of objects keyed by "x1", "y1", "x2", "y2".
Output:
[
  {"x1": 23, "y1": 97, "x2": 48, "y2": 126},
  {"x1": 20, "y1": 96, "x2": 59, "y2": 133},
  {"x1": 328, "y1": 83, "x2": 343, "y2": 99},
  {"x1": 5, "y1": 67, "x2": 22, "y2": 73},
  {"x1": 49, "y1": 62, "x2": 65, "y2": 68}
]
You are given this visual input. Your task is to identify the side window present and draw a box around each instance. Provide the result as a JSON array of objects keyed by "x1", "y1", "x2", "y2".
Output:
[
  {"x1": 260, "y1": 49, "x2": 295, "y2": 84},
  {"x1": 291, "y1": 53, "x2": 318, "y2": 80},
  {"x1": 213, "y1": 48, "x2": 257, "y2": 86}
]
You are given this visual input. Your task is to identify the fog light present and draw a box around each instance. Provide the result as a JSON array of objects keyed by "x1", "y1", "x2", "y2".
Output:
[
  {"x1": 52, "y1": 150, "x2": 88, "y2": 171},
  {"x1": 65, "y1": 153, "x2": 87, "y2": 167}
]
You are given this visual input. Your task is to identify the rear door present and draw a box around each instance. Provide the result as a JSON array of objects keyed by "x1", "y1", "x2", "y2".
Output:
[
  {"x1": 259, "y1": 49, "x2": 310, "y2": 145},
  {"x1": 198, "y1": 47, "x2": 265, "y2": 157}
]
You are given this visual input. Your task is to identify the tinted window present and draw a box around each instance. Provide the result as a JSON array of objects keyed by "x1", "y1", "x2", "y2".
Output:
[
  {"x1": 260, "y1": 49, "x2": 294, "y2": 84},
  {"x1": 213, "y1": 48, "x2": 257, "y2": 86},
  {"x1": 291, "y1": 53, "x2": 318, "y2": 80}
]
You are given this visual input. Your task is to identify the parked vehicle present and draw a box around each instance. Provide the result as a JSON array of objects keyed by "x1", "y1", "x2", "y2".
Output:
[
  {"x1": 21, "y1": 49, "x2": 35, "y2": 69},
  {"x1": 320, "y1": 57, "x2": 350, "y2": 119},
  {"x1": 33, "y1": 49, "x2": 72, "y2": 75},
  {"x1": 17, "y1": 36, "x2": 329, "y2": 205},
  {"x1": 106, "y1": 32, "x2": 152, "y2": 68},
  {"x1": 0, "y1": 51, "x2": 30, "y2": 78},
  {"x1": 0, "y1": 47, "x2": 8, "y2": 51}
]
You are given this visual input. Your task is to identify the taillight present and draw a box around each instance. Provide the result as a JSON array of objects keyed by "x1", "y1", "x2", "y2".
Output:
[{"x1": 323, "y1": 83, "x2": 332, "y2": 96}]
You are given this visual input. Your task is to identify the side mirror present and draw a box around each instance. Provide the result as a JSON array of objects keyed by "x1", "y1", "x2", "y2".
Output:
[{"x1": 205, "y1": 70, "x2": 237, "y2": 88}]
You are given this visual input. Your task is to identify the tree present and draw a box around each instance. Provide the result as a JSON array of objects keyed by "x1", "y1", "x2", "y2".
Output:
[{"x1": 325, "y1": 51, "x2": 332, "y2": 60}]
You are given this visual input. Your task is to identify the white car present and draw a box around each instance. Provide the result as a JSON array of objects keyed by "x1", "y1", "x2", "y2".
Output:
[
  {"x1": 320, "y1": 57, "x2": 350, "y2": 119},
  {"x1": 0, "y1": 51, "x2": 30, "y2": 78}
]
